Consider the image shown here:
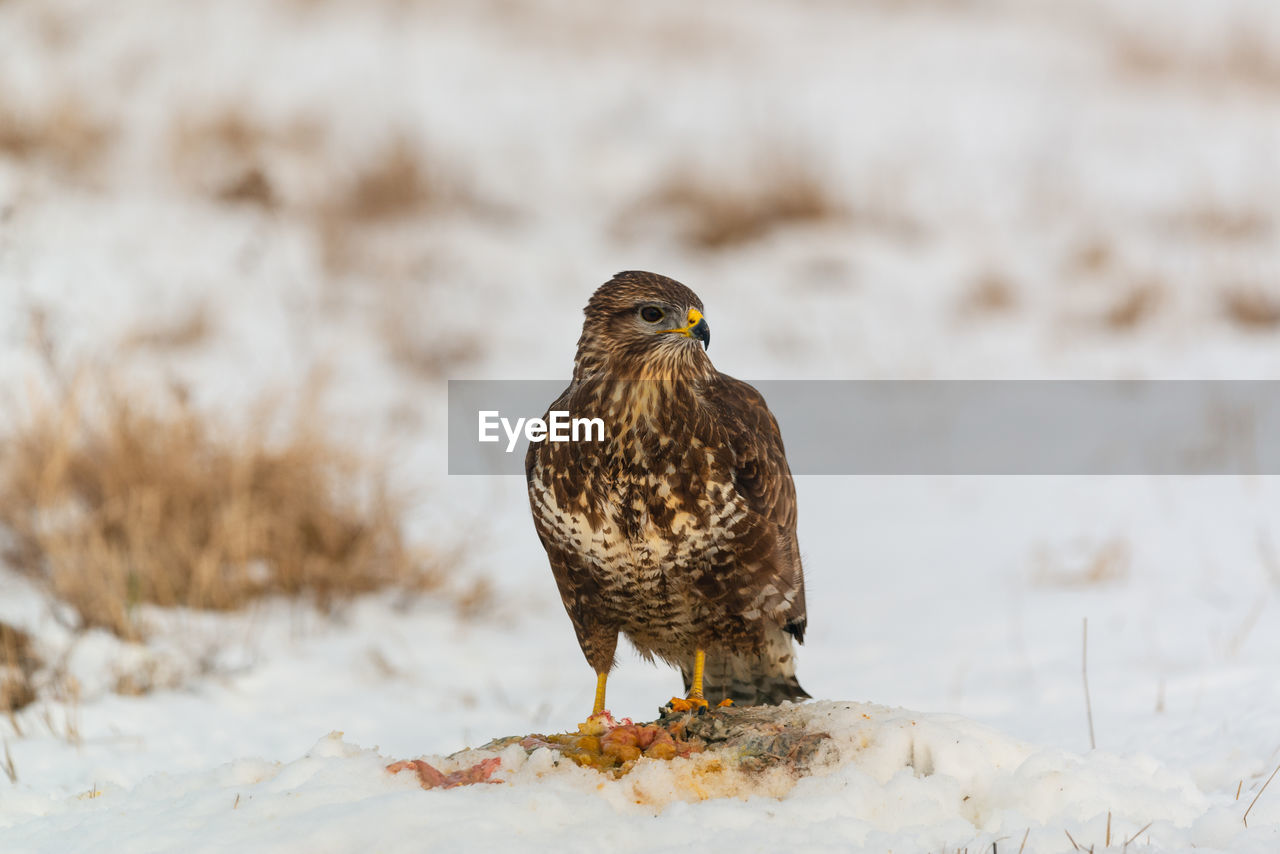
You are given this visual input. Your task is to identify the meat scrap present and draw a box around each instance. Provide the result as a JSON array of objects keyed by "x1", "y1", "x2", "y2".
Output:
[{"x1": 387, "y1": 757, "x2": 502, "y2": 790}]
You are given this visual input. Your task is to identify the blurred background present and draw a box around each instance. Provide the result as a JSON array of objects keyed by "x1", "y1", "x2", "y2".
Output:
[{"x1": 1, "y1": 0, "x2": 1279, "y2": 807}]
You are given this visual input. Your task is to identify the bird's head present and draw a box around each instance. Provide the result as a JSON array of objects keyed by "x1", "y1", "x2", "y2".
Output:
[{"x1": 573, "y1": 271, "x2": 712, "y2": 381}]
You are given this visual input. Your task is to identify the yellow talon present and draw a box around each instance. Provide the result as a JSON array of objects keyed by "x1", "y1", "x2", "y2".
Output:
[
  {"x1": 717, "y1": 699, "x2": 733, "y2": 708},
  {"x1": 666, "y1": 650, "x2": 711, "y2": 712},
  {"x1": 667, "y1": 696, "x2": 708, "y2": 712}
]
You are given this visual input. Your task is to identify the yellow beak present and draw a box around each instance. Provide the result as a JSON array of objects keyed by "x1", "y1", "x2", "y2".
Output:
[{"x1": 660, "y1": 309, "x2": 711, "y2": 349}]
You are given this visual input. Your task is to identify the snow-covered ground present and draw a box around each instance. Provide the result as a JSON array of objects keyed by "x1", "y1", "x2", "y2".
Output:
[{"x1": 2, "y1": 0, "x2": 1280, "y2": 851}]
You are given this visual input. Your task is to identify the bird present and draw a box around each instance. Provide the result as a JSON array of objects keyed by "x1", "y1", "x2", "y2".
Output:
[{"x1": 525, "y1": 271, "x2": 808, "y2": 716}]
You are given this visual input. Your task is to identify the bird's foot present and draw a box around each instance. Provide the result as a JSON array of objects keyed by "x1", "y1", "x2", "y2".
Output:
[
  {"x1": 666, "y1": 696, "x2": 709, "y2": 713},
  {"x1": 664, "y1": 696, "x2": 734, "y2": 715}
]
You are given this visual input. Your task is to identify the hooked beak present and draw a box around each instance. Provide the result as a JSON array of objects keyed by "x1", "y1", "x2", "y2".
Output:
[{"x1": 662, "y1": 308, "x2": 711, "y2": 350}]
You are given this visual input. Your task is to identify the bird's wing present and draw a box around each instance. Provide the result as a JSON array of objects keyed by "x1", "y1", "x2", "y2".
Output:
[{"x1": 703, "y1": 373, "x2": 807, "y2": 640}]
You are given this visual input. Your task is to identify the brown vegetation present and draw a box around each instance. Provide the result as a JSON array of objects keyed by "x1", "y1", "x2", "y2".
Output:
[
  {"x1": 1165, "y1": 204, "x2": 1272, "y2": 243},
  {"x1": 1114, "y1": 27, "x2": 1280, "y2": 92},
  {"x1": 169, "y1": 110, "x2": 324, "y2": 210},
  {"x1": 629, "y1": 157, "x2": 847, "y2": 250},
  {"x1": 0, "y1": 93, "x2": 114, "y2": 178},
  {"x1": 1033, "y1": 539, "x2": 1130, "y2": 588},
  {"x1": 377, "y1": 284, "x2": 481, "y2": 378},
  {"x1": 121, "y1": 305, "x2": 213, "y2": 352},
  {"x1": 0, "y1": 379, "x2": 440, "y2": 641},
  {"x1": 171, "y1": 110, "x2": 488, "y2": 276},
  {"x1": 171, "y1": 111, "x2": 456, "y2": 222},
  {"x1": 1066, "y1": 237, "x2": 1114, "y2": 276},
  {"x1": 0, "y1": 623, "x2": 40, "y2": 714},
  {"x1": 315, "y1": 135, "x2": 480, "y2": 275},
  {"x1": 1221, "y1": 286, "x2": 1280, "y2": 331},
  {"x1": 959, "y1": 271, "x2": 1018, "y2": 315},
  {"x1": 1103, "y1": 281, "x2": 1162, "y2": 331},
  {"x1": 313, "y1": 136, "x2": 448, "y2": 274},
  {"x1": 328, "y1": 136, "x2": 441, "y2": 223}
]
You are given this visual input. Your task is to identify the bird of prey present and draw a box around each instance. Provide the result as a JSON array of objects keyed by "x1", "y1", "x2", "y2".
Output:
[{"x1": 525, "y1": 271, "x2": 808, "y2": 714}]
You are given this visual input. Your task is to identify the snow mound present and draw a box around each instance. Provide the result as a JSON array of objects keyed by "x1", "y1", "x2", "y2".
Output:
[
  {"x1": 3, "y1": 703, "x2": 1271, "y2": 852},
  {"x1": 457, "y1": 702, "x2": 1210, "y2": 837}
]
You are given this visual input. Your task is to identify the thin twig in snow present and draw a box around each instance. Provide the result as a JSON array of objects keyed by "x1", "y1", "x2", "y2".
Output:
[
  {"x1": 1257, "y1": 530, "x2": 1280, "y2": 588},
  {"x1": 1244, "y1": 763, "x2": 1280, "y2": 827},
  {"x1": 1017, "y1": 828, "x2": 1029, "y2": 854},
  {"x1": 1122, "y1": 821, "x2": 1153, "y2": 851},
  {"x1": 1083, "y1": 618, "x2": 1096, "y2": 750},
  {"x1": 2, "y1": 740, "x2": 15, "y2": 783},
  {"x1": 1227, "y1": 598, "x2": 1266, "y2": 657}
]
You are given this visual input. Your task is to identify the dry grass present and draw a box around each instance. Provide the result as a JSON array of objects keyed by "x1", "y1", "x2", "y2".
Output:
[
  {"x1": 0, "y1": 622, "x2": 40, "y2": 714},
  {"x1": 383, "y1": 320, "x2": 482, "y2": 378},
  {"x1": 1221, "y1": 286, "x2": 1280, "y2": 331},
  {"x1": 629, "y1": 156, "x2": 848, "y2": 250},
  {"x1": 0, "y1": 93, "x2": 114, "y2": 178},
  {"x1": 1066, "y1": 237, "x2": 1114, "y2": 276},
  {"x1": 121, "y1": 305, "x2": 213, "y2": 352},
  {"x1": 172, "y1": 111, "x2": 458, "y2": 222},
  {"x1": 377, "y1": 284, "x2": 482, "y2": 378},
  {"x1": 219, "y1": 168, "x2": 276, "y2": 207},
  {"x1": 169, "y1": 110, "x2": 324, "y2": 210},
  {"x1": 171, "y1": 111, "x2": 482, "y2": 276},
  {"x1": 1102, "y1": 281, "x2": 1162, "y2": 331},
  {"x1": 1115, "y1": 27, "x2": 1280, "y2": 92},
  {"x1": 1165, "y1": 204, "x2": 1272, "y2": 243},
  {"x1": 2, "y1": 739, "x2": 15, "y2": 783},
  {"x1": 1033, "y1": 539, "x2": 1130, "y2": 588},
  {"x1": 958, "y1": 270, "x2": 1018, "y2": 315},
  {"x1": 315, "y1": 136, "x2": 471, "y2": 274},
  {"x1": 0, "y1": 379, "x2": 439, "y2": 641},
  {"x1": 328, "y1": 136, "x2": 441, "y2": 223}
]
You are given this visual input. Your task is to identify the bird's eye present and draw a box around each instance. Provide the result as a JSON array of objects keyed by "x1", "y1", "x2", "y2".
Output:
[{"x1": 640, "y1": 306, "x2": 664, "y2": 323}]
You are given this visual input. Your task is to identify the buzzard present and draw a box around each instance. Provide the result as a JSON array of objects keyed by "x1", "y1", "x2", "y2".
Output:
[{"x1": 525, "y1": 271, "x2": 808, "y2": 713}]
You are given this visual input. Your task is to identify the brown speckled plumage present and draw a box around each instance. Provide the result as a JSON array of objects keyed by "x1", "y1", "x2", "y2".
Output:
[{"x1": 525, "y1": 271, "x2": 808, "y2": 706}]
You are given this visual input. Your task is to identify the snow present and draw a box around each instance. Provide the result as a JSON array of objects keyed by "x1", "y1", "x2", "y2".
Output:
[
  {"x1": 0, "y1": 703, "x2": 1255, "y2": 853},
  {"x1": 3, "y1": 0, "x2": 1280, "y2": 851}
]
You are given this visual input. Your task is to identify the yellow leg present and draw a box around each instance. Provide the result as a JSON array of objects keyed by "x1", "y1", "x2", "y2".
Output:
[
  {"x1": 667, "y1": 649, "x2": 710, "y2": 712},
  {"x1": 592, "y1": 671, "x2": 608, "y2": 715},
  {"x1": 690, "y1": 648, "x2": 705, "y2": 701}
]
